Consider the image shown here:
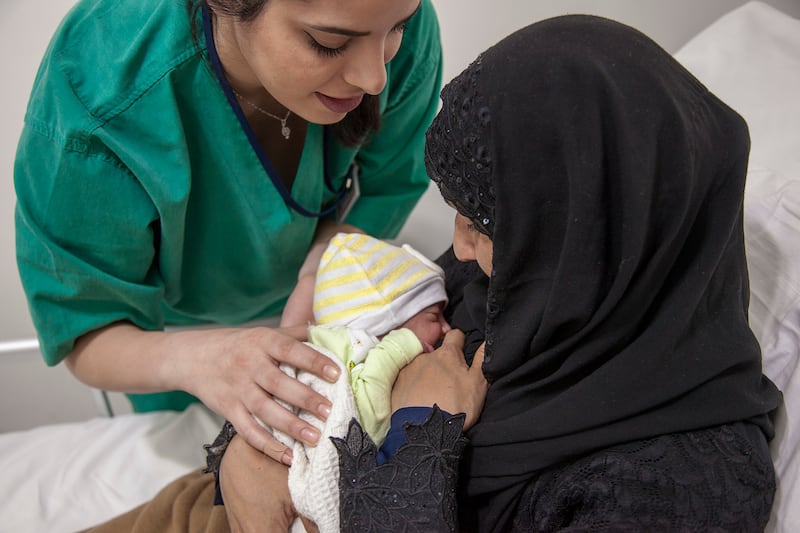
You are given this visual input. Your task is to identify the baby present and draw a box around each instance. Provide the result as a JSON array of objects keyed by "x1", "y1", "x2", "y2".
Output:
[
  {"x1": 309, "y1": 232, "x2": 449, "y2": 439},
  {"x1": 276, "y1": 232, "x2": 450, "y2": 533}
]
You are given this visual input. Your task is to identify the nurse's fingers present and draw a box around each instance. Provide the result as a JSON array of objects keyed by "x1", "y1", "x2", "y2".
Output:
[
  {"x1": 232, "y1": 402, "x2": 297, "y2": 465},
  {"x1": 260, "y1": 327, "x2": 341, "y2": 384}
]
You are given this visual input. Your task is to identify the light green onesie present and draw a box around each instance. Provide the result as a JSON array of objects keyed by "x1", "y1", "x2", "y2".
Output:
[{"x1": 308, "y1": 325, "x2": 423, "y2": 444}]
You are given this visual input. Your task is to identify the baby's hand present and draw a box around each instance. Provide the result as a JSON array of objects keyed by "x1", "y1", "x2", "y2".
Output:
[{"x1": 392, "y1": 330, "x2": 488, "y2": 430}]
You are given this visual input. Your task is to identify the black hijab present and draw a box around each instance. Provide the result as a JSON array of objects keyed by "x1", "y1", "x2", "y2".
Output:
[{"x1": 425, "y1": 14, "x2": 782, "y2": 529}]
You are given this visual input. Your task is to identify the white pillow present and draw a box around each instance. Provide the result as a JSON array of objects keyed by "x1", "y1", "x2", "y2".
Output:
[
  {"x1": 675, "y1": 1, "x2": 800, "y2": 179},
  {"x1": 745, "y1": 165, "x2": 800, "y2": 392}
]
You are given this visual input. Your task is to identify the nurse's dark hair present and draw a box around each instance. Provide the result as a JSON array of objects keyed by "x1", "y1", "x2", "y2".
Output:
[{"x1": 187, "y1": 0, "x2": 381, "y2": 147}]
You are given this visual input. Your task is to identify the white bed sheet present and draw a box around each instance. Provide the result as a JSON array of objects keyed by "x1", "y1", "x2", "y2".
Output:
[
  {"x1": 0, "y1": 404, "x2": 223, "y2": 533},
  {"x1": 0, "y1": 2, "x2": 798, "y2": 532}
]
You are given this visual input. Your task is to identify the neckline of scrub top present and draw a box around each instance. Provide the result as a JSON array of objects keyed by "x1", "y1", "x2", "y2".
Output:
[{"x1": 202, "y1": 6, "x2": 351, "y2": 218}]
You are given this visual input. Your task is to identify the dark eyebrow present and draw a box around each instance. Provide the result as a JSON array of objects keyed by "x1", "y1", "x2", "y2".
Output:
[
  {"x1": 308, "y1": 2, "x2": 421, "y2": 38},
  {"x1": 307, "y1": 24, "x2": 369, "y2": 37}
]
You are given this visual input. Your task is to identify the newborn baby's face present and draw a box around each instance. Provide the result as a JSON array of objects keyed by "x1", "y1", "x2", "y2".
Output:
[{"x1": 403, "y1": 302, "x2": 450, "y2": 352}]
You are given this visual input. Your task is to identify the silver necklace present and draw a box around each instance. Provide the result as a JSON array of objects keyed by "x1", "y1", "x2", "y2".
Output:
[{"x1": 233, "y1": 90, "x2": 292, "y2": 140}]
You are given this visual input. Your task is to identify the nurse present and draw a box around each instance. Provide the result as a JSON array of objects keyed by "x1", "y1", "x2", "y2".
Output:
[{"x1": 14, "y1": 0, "x2": 442, "y2": 465}]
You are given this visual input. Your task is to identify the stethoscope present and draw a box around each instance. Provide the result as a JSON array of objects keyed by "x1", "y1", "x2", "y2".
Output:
[{"x1": 202, "y1": 6, "x2": 354, "y2": 218}]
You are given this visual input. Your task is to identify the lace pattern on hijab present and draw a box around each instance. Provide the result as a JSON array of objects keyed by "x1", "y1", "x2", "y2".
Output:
[{"x1": 425, "y1": 57, "x2": 495, "y2": 238}]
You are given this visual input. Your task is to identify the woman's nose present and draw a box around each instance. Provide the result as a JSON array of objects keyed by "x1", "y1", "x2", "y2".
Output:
[
  {"x1": 453, "y1": 214, "x2": 476, "y2": 262},
  {"x1": 342, "y1": 42, "x2": 388, "y2": 95}
]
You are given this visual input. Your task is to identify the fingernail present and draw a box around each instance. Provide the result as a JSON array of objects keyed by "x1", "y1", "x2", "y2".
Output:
[
  {"x1": 323, "y1": 365, "x2": 340, "y2": 381},
  {"x1": 319, "y1": 403, "x2": 331, "y2": 419},
  {"x1": 301, "y1": 427, "x2": 320, "y2": 445},
  {"x1": 281, "y1": 449, "x2": 293, "y2": 466}
]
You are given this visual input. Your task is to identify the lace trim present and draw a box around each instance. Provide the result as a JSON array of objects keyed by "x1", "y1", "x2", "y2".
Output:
[
  {"x1": 203, "y1": 420, "x2": 237, "y2": 475},
  {"x1": 510, "y1": 423, "x2": 775, "y2": 532},
  {"x1": 334, "y1": 406, "x2": 467, "y2": 532}
]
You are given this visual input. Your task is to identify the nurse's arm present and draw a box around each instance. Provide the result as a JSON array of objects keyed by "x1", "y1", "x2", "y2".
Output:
[
  {"x1": 65, "y1": 320, "x2": 341, "y2": 463},
  {"x1": 279, "y1": 219, "x2": 363, "y2": 327}
]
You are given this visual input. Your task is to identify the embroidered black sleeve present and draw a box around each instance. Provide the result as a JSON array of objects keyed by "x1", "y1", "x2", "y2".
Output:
[
  {"x1": 203, "y1": 420, "x2": 237, "y2": 475},
  {"x1": 333, "y1": 406, "x2": 467, "y2": 532}
]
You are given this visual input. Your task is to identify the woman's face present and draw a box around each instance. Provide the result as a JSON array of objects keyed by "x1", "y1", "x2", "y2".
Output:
[
  {"x1": 453, "y1": 213, "x2": 493, "y2": 276},
  {"x1": 215, "y1": 0, "x2": 420, "y2": 124}
]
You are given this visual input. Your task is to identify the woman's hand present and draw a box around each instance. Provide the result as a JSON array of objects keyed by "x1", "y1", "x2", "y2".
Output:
[
  {"x1": 219, "y1": 436, "x2": 322, "y2": 532},
  {"x1": 219, "y1": 435, "x2": 295, "y2": 532},
  {"x1": 391, "y1": 330, "x2": 488, "y2": 430},
  {"x1": 66, "y1": 322, "x2": 342, "y2": 464}
]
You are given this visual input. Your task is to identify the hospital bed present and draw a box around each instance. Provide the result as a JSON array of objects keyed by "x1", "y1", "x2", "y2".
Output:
[{"x1": 0, "y1": 2, "x2": 798, "y2": 531}]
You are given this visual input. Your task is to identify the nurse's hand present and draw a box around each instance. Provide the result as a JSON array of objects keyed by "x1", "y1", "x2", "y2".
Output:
[
  {"x1": 183, "y1": 325, "x2": 341, "y2": 464},
  {"x1": 66, "y1": 322, "x2": 341, "y2": 464},
  {"x1": 391, "y1": 330, "x2": 488, "y2": 430}
]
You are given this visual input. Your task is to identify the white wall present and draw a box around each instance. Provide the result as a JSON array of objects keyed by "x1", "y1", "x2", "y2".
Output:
[
  {"x1": 1, "y1": 0, "x2": 107, "y2": 432},
  {"x1": 430, "y1": 0, "x2": 800, "y2": 86},
  {"x1": 3, "y1": 0, "x2": 800, "y2": 432}
]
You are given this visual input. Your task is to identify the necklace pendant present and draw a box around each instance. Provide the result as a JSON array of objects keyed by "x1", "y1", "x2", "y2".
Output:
[{"x1": 232, "y1": 89, "x2": 292, "y2": 140}]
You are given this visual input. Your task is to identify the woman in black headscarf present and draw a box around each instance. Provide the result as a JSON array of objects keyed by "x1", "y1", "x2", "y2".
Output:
[{"x1": 336, "y1": 13, "x2": 781, "y2": 533}]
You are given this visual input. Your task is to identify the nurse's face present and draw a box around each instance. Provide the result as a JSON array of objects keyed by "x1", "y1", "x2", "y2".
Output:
[{"x1": 214, "y1": 0, "x2": 420, "y2": 124}]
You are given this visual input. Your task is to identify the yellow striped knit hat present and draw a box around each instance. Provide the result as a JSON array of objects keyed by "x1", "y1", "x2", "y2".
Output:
[{"x1": 313, "y1": 233, "x2": 447, "y2": 335}]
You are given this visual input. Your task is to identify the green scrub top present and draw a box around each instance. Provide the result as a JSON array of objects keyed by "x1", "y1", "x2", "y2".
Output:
[{"x1": 14, "y1": 0, "x2": 442, "y2": 412}]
